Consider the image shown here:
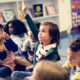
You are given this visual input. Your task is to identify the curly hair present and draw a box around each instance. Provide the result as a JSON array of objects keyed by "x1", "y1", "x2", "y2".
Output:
[
  {"x1": 4, "y1": 19, "x2": 27, "y2": 36},
  {"x1": 69, "y1": 37, "x2": 80, "y2": 52}
]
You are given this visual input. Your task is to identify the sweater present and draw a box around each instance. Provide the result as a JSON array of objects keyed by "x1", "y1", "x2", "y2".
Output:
[{"x1": 25, "y1": 14, "x2": 60, "y2": 65}]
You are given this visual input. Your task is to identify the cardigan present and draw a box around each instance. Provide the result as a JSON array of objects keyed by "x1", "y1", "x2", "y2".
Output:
[{"x1": 25, "y1": 14, "x2": 60, "y2": 65}]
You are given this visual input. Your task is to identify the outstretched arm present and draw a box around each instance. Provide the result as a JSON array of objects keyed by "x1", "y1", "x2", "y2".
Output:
[{"x1": 23, "y1": 7, "x2": 39, "y2": 41}]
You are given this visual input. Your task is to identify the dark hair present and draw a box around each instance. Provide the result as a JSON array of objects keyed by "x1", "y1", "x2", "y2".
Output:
[
  {"x1": 0, "y1": 24, "x2": 3, "y2": 30},
  {"x1": 42, "y1": 22, "x2": 60, "y2": 46},
  {"x1": 5, "y1": 19, "x2": 27, "y2": 35},
  {"x1": 69, "y1": 37, "x2": 80, "y2": 52}
]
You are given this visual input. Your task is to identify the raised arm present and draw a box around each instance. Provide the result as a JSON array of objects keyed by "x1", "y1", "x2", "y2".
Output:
[{"x1": 23, "y1": 8, "x2": 38, "y2": 41}]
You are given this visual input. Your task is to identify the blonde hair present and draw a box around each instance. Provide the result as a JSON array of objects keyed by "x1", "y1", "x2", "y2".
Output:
[{"x1": 25, "y1": 60, "x2": 69, "y2": 80}]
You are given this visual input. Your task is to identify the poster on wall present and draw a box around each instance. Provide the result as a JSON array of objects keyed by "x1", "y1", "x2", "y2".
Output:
[{"x1": 71, "y1": 0, "x2": 80, "y2": 28}]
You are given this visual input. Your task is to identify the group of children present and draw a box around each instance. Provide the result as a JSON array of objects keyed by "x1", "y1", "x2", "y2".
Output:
[{"x1": 0, "y1": 6, "x2": 80, "y2": 80}]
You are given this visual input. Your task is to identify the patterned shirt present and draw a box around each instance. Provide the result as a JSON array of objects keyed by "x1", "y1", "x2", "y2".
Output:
[
  {"x1": 63, "y1": 61, "x2": 80, "y2": 80},
  {"x1": 0, "y1": 38, "x2": 18, "y2": 71},
  {"x1": 35, "y1": 43, "x2": 56, "y2": 62}
]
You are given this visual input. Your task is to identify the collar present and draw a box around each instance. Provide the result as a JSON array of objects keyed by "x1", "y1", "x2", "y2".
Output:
[{"x1": 44, "y1": 43, "x2": 56, "y2": 51}]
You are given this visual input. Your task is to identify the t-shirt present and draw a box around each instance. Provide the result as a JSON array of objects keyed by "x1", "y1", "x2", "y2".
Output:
[{"x1": 63, "y1": 61, "x2": 80, "y2": 80}]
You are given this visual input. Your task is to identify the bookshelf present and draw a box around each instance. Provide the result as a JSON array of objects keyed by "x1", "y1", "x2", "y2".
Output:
[{"x1": 0, "y1": 0, "x2": 72, "y2": 32}]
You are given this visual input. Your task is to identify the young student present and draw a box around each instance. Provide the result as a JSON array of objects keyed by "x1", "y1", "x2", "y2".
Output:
[
  {"x1": 24, "y1": 6, "x2": 61, "y2": 64},
  {"x1": 21, "y1": 31, "x2": 37, "y2": 62},
  {"x1": 24, "y1": 60, "x2": 69, "y2": 80},
  {"x1": 4, "y1": 19, "x2": 27, "y2": 49},
  {"x1": 11, "y1": 7, "x2": 60, "y2": 80},
  {"x1": 63, "y1": 37, "x2": 80, "y2": 80},
  {"x1": 0, "y1": 24, "x2": 18, "y2": 80},
  {"x1": 4, "y1": 19, "x2": 28, "y2": 71}
]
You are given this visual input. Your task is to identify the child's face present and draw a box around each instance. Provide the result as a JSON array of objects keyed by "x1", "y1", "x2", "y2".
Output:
[
  {"x1": 0, "y1": 28, "x2": 3, "y2": 41},
  {"x1": 68, "y1": 48, "x2": 80, "y2": 66},
  {"x1": 8, "y1": 23, "x2": 14, "y2": 34},
  {"x1": 38, "y1": 24, "x2": 51, "y2": 46}
]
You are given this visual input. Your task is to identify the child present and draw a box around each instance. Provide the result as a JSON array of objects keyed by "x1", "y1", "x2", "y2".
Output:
[
  {"x1": 4, "y1": 19, "x2": 28, "y2": 71},
  {"x1": 63, "y1": 37, "x2": 80, "y2": 80},
  {"x1": 24, "y1": 60, "x2": 69, "y2": 80},
  {"x1": 24, "y1": 8, "x2": 61, "y2": 64},
  {"x1": 0, "y1": 24, "x2": 18, "y2": 80},
  {"x1": 4, "y1": 19, "x2": 27, "y2": 49},
  {"x1": 21, "y1": 31, "x2": 37, "y2": 62},
  {"x1": 11, "y1": 7, "x2": 60, "y2": 80}
]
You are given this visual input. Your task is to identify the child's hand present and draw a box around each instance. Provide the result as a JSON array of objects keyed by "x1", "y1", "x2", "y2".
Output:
[
  {"x1": 26, "y1": 65, "x2": 33, "y2": 71},
  {"x1": 23, "y1": 7, "x2": 29, "y2": 17},
  {"x1": 28, "y1": 55, "x2": 33, "y2": 62},
  {"x1": 22, "y1": 0, "x2": 28, "y2": 17},
  {"x1": 3, "y1": 32, "x2": 9, "y2": 40}
]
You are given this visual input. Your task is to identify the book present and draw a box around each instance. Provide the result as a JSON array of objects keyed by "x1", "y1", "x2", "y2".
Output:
[
  {"x1": 33, "y1": 4, "x2": 43, "y2": 17},
  {"x1": 2, "y1": 9, "x2": 16, "y2": 22},
  {"x1": 44, "y1": 3, "x2": 57, "y2": 16}
]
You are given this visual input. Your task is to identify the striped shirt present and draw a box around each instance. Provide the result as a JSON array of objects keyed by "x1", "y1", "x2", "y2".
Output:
[{"x1": 35, "y1": 43, "x2": 56, "y2": 62}]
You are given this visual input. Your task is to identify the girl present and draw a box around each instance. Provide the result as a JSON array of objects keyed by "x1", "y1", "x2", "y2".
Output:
[
  {"x1": 4, "y1": 19, "x2": 27, "y2": 49},
  {"x1": 4, "y1": 19, "x2": 28, "y2": 71},
  {"x1": 11, "y1": 7, "x2": 60, "y2": 80}
]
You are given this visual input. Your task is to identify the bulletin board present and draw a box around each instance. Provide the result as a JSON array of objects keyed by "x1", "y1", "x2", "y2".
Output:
[{"x1": 71, "y1": 0, "x2": 80, "y2": 28}]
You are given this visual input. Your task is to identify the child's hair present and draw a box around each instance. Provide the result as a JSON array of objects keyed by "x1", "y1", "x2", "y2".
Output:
[
  {"x1": 0, "y1": 24, "x2": 3, "y2": 30},
  {"x1": 41, "y1": 22, "x2": 60, "y2": 46},
  {"x1": 69, "y1": 37, "x2": 80, "y2": 52},
  {"x1": 5, "y1": 19, "x2": 27, "y2": 35},
  {"x1": 32, "y1": 60, "x2": 69, "y2": 80}
]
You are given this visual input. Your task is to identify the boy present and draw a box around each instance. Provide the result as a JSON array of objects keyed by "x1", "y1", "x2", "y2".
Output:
[{"x1": 63, "y1": 37, "x2": 80, "y2": 80}]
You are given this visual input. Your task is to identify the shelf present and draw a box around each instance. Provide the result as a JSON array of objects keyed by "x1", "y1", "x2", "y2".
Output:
[
  {"x1": 33, "y1": 14, "x2": 58, "y2": 20},
  {"x1": 0, "y1": 0, "x2": 31, "y2": 3},
  {"x1": 0, "y1": 0, "x2": 18, "y2": 3}
]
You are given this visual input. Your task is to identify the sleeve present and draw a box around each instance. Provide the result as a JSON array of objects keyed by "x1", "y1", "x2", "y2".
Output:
[
  {"x1": 22, "y1": 39, "x2": 29, "y2": 51},
  {"x1": 25, "y1": 14, "x2": 38, "y2": 41},
  {"x1": 4, "y1": 38, "x2": 18, "y2": 52}
]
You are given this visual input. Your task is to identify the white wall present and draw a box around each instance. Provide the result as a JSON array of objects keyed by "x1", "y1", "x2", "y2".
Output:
[{"x1": 58, "y1": 0, "x2": 72, "y2": 32}]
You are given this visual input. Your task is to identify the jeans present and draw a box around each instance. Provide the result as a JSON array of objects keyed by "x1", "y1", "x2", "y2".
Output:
[
  {"x1": 11, "y1": 71, "x2": 32, "y2": 80},
  {"x1": 0, "y1": 65, "x2": 12, "y2": 78}
]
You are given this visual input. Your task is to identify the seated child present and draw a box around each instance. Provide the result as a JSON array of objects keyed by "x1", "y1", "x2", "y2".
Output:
[
  {"x1": 0, "y1": 24, "x2": 18, "y2": 80},
  {"x1": 63, "y1": 37, "x2": 80, "y2": 80},
  {"x1": 21, "y1": 31, "x2": 37, "y2": 62},
  {"x1": 11, "y1": 7, "x2": 61, "y2": 80},
  {"x1": 24, "y1": 60, "x2": 69, "y2": 80}
]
